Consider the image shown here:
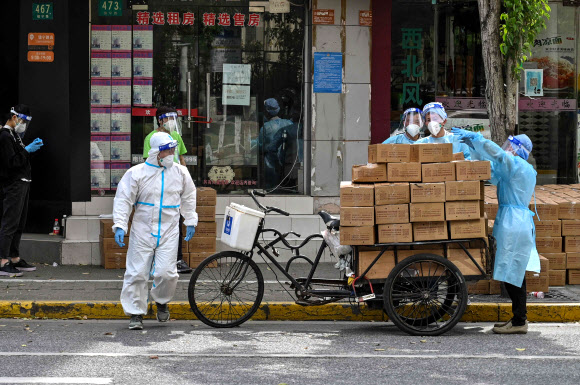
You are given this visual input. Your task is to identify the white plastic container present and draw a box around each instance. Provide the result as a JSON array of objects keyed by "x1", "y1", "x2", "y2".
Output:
[{"x1": 221, "y1": 203, "x2": 265, "y2": 251}]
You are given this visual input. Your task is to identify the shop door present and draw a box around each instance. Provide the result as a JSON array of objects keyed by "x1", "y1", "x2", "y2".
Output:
[{"x1": 131, "y1": 2, "x2": 262, "y2": 190}]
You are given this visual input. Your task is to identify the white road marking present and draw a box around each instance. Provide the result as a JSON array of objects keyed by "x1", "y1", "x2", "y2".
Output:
[
  {"x1": 0, "y1": 378, "x2": 111, "y2": 384},
  {"x1": 0, "y1": 352, "x2": 579, "y2": 360}
]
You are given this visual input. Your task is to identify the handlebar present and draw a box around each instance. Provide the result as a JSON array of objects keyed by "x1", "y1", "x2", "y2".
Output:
[{"x1": 249, "y1": 189, "x2": 290, "y2": 217}]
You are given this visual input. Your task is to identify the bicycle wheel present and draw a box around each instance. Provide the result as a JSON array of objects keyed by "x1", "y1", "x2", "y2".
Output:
[
  {"x1": 188, "y1": 251, "x2": 264, "y2": 328},
  {"x1": 383, "y1": 254, "x2": 468, "y2": 336}
]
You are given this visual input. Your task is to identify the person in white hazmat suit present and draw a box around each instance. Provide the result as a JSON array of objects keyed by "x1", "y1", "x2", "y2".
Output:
[{"x1": 113, "y1": 132, "x2": 198, "y2": 330}]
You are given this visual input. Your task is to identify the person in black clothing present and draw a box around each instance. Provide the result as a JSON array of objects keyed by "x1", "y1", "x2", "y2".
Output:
[{"x1": 0, "y1": 105, "x2": 43, "y2": 277}]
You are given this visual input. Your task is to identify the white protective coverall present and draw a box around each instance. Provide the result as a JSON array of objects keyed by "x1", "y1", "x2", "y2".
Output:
[{"x1": 113, "y1": 133, "x2": 198, "y2": 316}]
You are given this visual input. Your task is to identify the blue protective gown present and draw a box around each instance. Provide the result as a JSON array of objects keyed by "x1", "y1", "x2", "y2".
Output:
[
  {"x1": 382, "y1": 133, "x2": 417, "y2": 144},
  {"x1": 416, "y1": 131, "x2": 471, "y2": 160},
  {"x1": 469, "y1": 133, "x2": 540, "y2": 287}
]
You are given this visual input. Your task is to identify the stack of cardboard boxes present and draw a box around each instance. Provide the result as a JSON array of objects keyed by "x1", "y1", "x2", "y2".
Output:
[
  {"x1": 340, "y1": 142, "x2": 491, "y2": 280},
  {"x1": 100, "y1": 219, "x2": 129, "y2": 269}
]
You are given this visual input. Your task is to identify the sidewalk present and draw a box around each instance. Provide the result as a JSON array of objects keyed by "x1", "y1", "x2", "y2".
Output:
[{"x1": 1, "y1": 262, "x2": 580, "y2": 322}]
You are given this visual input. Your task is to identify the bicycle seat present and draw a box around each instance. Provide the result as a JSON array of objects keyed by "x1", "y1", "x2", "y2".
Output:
[{"x1": 318, "y1": 210, "x2": 340, "y2": 230}]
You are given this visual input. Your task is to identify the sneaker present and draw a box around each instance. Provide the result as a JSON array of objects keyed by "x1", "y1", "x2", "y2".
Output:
[
  {"x1": 177, "y1": 259, "x2": 193, "y2": 274},
  {"x1": 493, "y1": 320, "x2": 528, "y2": 334},
  {"x1": 156, "y1": 302, "x2": 170, "y2": 322},
  {"x1": 0, "y1": 262, "x2": 23, "y2": 277},
  {"x1": 128, "y1": 315, "x2": 144, "y2": 330},
  {"x1": 12, "y1": 258, "x2": 36, "y2": 272},
  {"x1": 494, "y1": 319, "x2": 512, "y2": 328}
]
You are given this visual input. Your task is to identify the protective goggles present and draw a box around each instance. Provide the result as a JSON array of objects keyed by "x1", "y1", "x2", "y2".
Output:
[
  {"x1": 158, "y1": 140, "x2": 178, "y2": 152},
  {"x1": 10, "y1": 108, "x2": 32, "y2": 122},
  {"x1": 501, "y1": 135, "x2": 530, "y2": 160}
]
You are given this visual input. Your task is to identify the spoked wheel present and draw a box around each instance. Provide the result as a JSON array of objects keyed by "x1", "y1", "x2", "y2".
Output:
[
  {"x1": 383, "y1": 254, "x2": 468, "y2": 336},
  {"x1": 188, "y1": 251, "x2": 264, "y2": 328}
]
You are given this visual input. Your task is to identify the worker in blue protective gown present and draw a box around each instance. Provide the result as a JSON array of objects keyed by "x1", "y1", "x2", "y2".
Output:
[
  {"x1": 416, "y1": 102, "x2": 471, "y2": 159},
  {"x1": 452, "y1": 128, "x2": 539, "y2": 335},
  {"x1": 113, "y1": 132, "x2": 198, "y2": 330},
  {"x1": 383, "y1": 107, "x2": 423, "y2": 144}
]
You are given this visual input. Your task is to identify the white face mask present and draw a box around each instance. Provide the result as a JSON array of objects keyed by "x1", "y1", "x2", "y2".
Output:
[
  {"x1": 14, "y1": 122, "x2": 26, "y2": 134},
  {"x1": 159, "y1": 154, "x2": 174, "y2": 169},
  {"x1": 406, "y1": 124, "x2": 421, "y2": 137},
  {"x1": 427, "y1": 121, "x2": 442, "y2": 136},
  {"x1": 164, "y1": 119, "x2": 177, "y2": 132}
]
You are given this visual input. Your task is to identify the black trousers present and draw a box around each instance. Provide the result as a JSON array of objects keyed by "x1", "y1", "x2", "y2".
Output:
[
  {"x1": 504, "y1": 278, "x2": 527, "y2": 326},
  {"x1": 0, "y1": 181, "x2": 30, "y2": 260},
  {"x1": 177, "y1": 215, "x2": 183, "y2": 261}
]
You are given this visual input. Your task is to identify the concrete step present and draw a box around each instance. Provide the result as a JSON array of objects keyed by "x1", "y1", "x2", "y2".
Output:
[{"x1": 20, "y1": 233, "x2": 64, "y2": 264}]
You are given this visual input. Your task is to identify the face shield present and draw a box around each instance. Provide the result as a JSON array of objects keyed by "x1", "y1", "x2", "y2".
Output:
[
  {"x1": 154, "y1": 112, "x2": 182, "y2": 136},
  {"x1": 501, "y1": 135, "x2": 531, "y2": 160},
  {"x1": 399, "y1": 108, "x2": 423, "y2": 137},
  {"x1": 10, "y1": 107, "x2": 32, "y2": 135}
]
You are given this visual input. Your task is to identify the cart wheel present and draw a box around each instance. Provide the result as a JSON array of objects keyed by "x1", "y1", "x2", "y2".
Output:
[
  {"x1": 188, "y1": 251, "x2": 264, "y2": 328},
  {"x1": 383, "y1": 254, "x2": 468, "y2": 336}
]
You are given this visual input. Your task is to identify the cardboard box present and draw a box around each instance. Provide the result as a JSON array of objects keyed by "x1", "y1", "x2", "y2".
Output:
[
  {"x1": 562, "y1": 220, "x2": 580, "y2": 236},
  {"x1": 375, "y1": 204, "x2": 409, "y2": 224},
  {"x1": 533, "y1": 203, "x2": 559, "y2": 221},
  {"x1": 410, "y1": 183, "x2": 445, "y2": 203},
  {"x1": 357, "y1": 250, "x2": 405, "y2": 279},
  {"x1": 567, "y1": 253, "x2": 580, "y2": 269},
  {"x1": 101, "y1": 252, "x2": 126, "y2": 269},
  {"x1": 387, "y1": 163, "x2": 422, "y2": 182},
  {"x1": 413, "y1": 221, "x2": 448, "y2": 241},
  {"x1": 448, "y1": 248, "x2": 485, "y2": 276},
  {"x1": 192, "y1": 221, "x2": 217, "y2": 238},
  {"x1": 190, "y1": 237, "x2": 217, "y2": 253},
  {"x1": 374, "y1": 183, "x2": 410, "y2": 205},
  {"x1": 340, "y1": 182, "x2": 374, "y2": 207},
  {"x1": 409, "y1": 202, "x2": 445, "y2": 222},
  {"x1": 445, "y1": 201, "x2": 483, "y2": 221},
  {"x1": 368, "y1": 143, "x2": 415, "y2": 163},
  {"x1": 341, "y1": 206, "x2": 375, "y2": 226},
  {"x1": 197, "y1": 187, "x2": 217, "y2": 206},
  {"x1": 189, "y1": 252, "x2": 217, "y2": 268},
  {"x1": 449, "y1": 218, "x2": 486, "y2": 239},
  {"x1": 539, "y1": 255, "x2": 550, "y2": 272},
  {"x1": 489, "y1": 280, "x2": 502, "y2": 295},
  {"x1": 421, "y1": 162, "x2": 456, "y2": 183},
  {"x1": 542, "y1": 253, "x2": 566, "y2": 270},
  {"x1": 565, "y1": 236, "x2": 580, "y2": 252},
  {"x1": 452, "y1": 152, "x2": 465, "y2": 161},
  {"x1": 485, "y1": 202, "x2": 498, "y2": 221},
  {"x1": 548, "y1": 270, "x2": 566, "y2": 286},
  {"x1": 455, "y1": 161, "x2": 491, "y2": 181},
  {"x1": 535, "y1": 220, "x2": 562, "y2": 237},
  {"x1": 467, "y1": 280, "x2": 490, "y2": 294},
  {"x1": 197, "y1": 205, "x2": 216, "y2": 222},
  {"x1": 100, "y1": 219, "x2": 130, "y2": 238},
  {"x1": 412, "y1": 143, "x2": 453, "y2": 163},
  {"x1": 568, "y1": 269, "x2": 580, "y2": 285},
  {"x1": 352, "y1": 163, "x2": 388, "y2": 183},
  {"x1": 526, "y1": 276, "x2": 549, "y2": 293},
  {"x1": 340, "y1": 226, "x2": 375, "y2": 245},
  {"x1": 378, "y1": 223, "x2": 413, "y2": 243},
  {"x1": 535, "y1": 237, "x2": 562, "y2": 253},
  {"x1": 446, "y1": 180, "x2": 483, "y2": 201},
  {"x1": 182, "y1": 239, "x2": 189, "y2": 253},
  {"x1": 99, "y1": 236, "x2": 126, "y2": 253},
  {"x1": 558, "y1": 202, "x2": 580, "y2": 220}
]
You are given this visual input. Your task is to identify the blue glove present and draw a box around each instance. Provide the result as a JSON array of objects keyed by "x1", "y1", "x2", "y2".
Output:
[
  {"x1": 114, "y1": 228, "x2": 126, "y2": 247},
  {"x1": 184, "y1": 226, "x2": 196, "y2": 241},
  {"x1": 451, "y1": 127, "x2": 478, "y2": 150},
  {"x1": 25, "y1": 138, "x2": 43, "y2": 153}
]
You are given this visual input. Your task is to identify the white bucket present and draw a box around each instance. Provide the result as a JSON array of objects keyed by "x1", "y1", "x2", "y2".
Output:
[{"x1": 221, "y1": 202, "x2": 265, "y2": 251}]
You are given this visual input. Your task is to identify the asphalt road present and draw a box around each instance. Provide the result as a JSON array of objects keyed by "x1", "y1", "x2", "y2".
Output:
[{"x1": 1, "y1": 320, "x2": 580, "y2": 384}]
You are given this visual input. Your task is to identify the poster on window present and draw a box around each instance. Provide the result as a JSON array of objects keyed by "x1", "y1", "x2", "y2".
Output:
[
  {"x1": 525, "y1": 69, "x2": 544, "y2": 97},
  {"x1": 222, "y1": 84, "x2": 250, "y2": 106},
  {"x1": 91, "y1": 108, "x2": 111, "y2": 134},
  {"x1": 133, "y1": 25, "x2": 153, "y2": 50},
  {"x1": 112, "y1": 52, "x2": 132, "y2": 78},
  {"x1": 110, "y1": 135, "x2": 131, "y2": 162},
  {"x1": 91, "y1": 162, "x2": 110, "y2": 190},
  {"x1": 110, "y1": 163, "x2": 131, "y2": 189},
  {"x1": 91, "y1": 25, "x2": 112, "y2": 51},
  {"x1": 91, "y1": 52, "x2": 111, "y2": 78},
  {"x1": 223, "y1": 64, "x2": 251, "y2": 85},
  {"x1": 90, "y1": 135, "x2": 111, "y2": 162},
  {"x1": 112, "y1": 79, "x2": 131, "y2": 107},
  {"x1": 90, "y1": 79, "x2": 111, "y2": 107},
  {"x1": 111, "y1": 108, "x2": 131, "y2": 134},
  {"x1": 111, "y1": 25, "x2": 132, "y2": 51},
  {"x1": 133, "y1": 79, "x2": 153, "y2": 106},
  {"x1": 133, "y1": 51, "x2": 153, "y2": 78}
]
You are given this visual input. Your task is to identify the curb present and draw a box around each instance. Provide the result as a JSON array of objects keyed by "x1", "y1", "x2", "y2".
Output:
[{"x1": 1, "y1": 301, "x2": 580, "y2": 322}]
